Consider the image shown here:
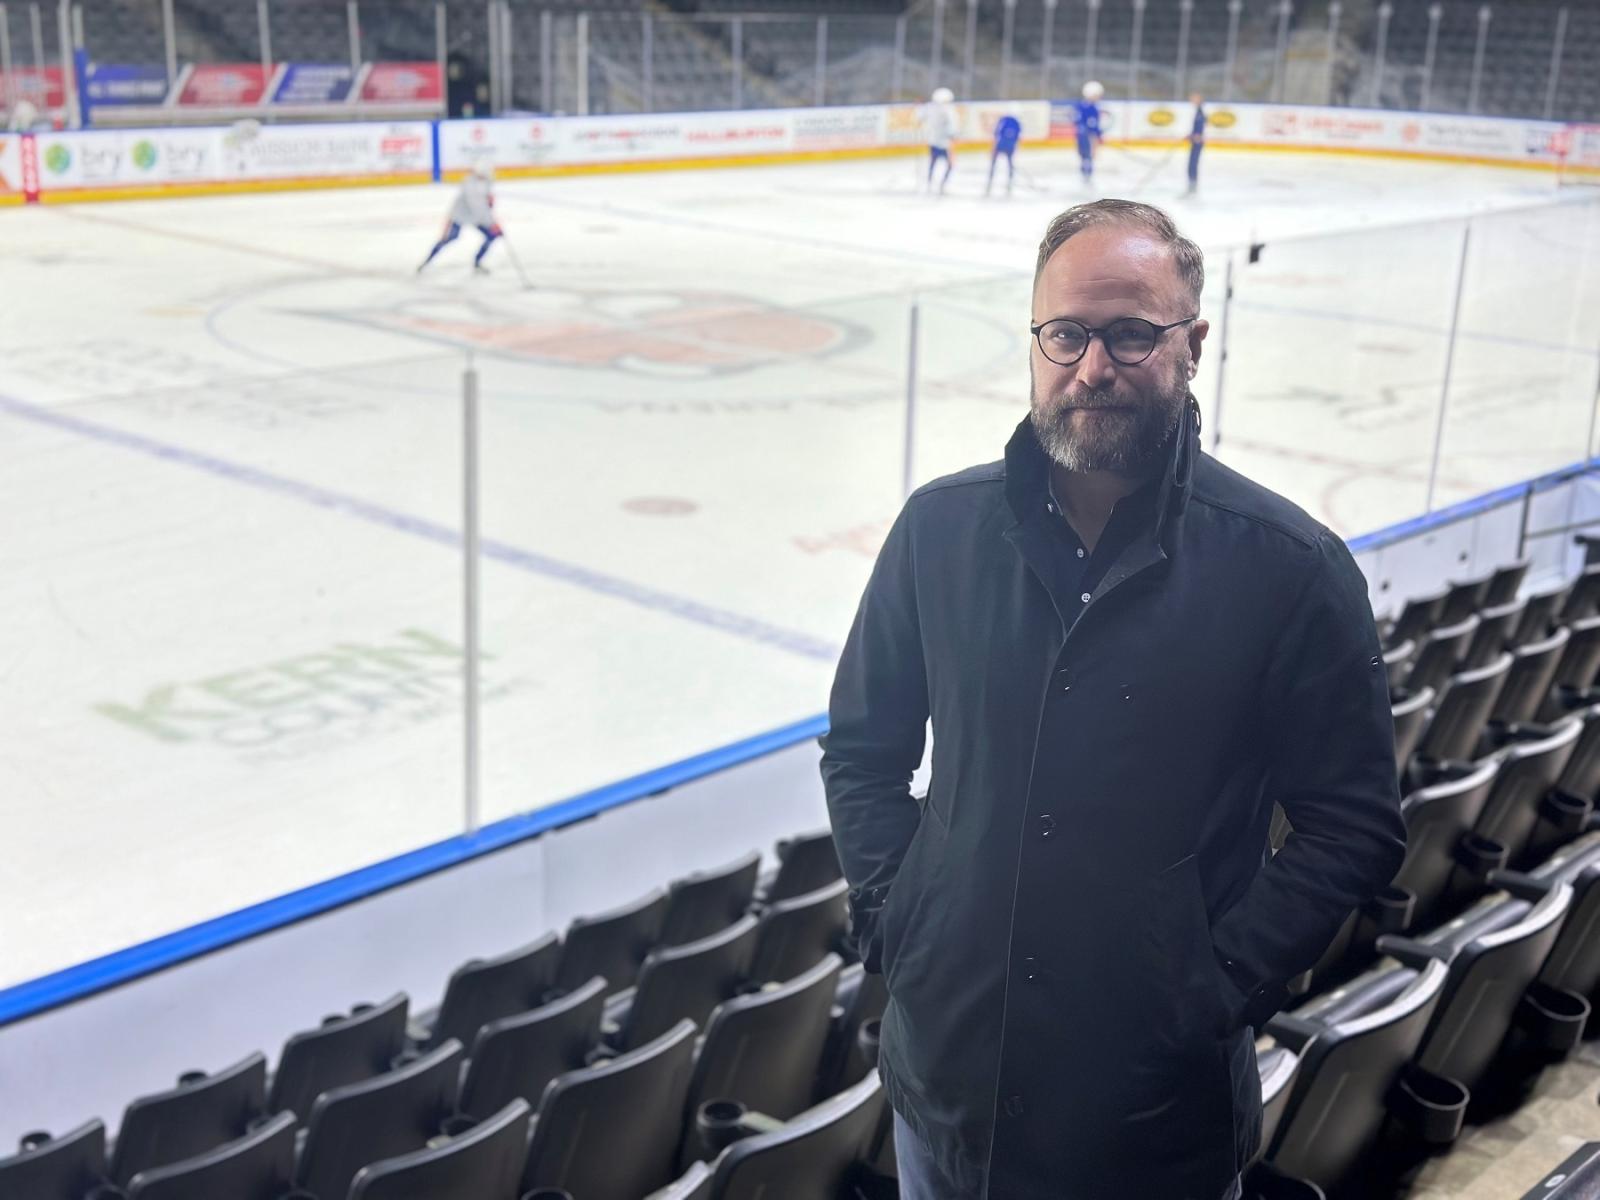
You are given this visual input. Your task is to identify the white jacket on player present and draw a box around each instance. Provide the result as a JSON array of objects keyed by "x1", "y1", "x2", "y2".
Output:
[
  {"x1": 449, "y1": 175, "x2": 496, "y2": 228},
  {"x1": 922, "y1": 102, "x2": 958, "y2": 150}
]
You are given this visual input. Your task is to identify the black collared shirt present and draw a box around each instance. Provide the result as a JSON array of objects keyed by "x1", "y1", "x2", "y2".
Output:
[{"x1": 1042, "y1": 471, "x2": 1162, "y2": 626}]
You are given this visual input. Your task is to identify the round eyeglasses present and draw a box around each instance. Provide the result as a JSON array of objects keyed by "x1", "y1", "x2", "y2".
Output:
[{"x1": 1030, "y1": 315, "x2": 1199, "y2": 367}]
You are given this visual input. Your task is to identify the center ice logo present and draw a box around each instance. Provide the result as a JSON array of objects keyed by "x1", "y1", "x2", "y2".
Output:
[{"x1": 333, "y1": 289, "x2": 866, "y2": 377}]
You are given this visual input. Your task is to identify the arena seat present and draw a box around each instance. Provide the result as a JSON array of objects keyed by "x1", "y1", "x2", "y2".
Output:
[
  {"x1": 758, "y1": 828, "x2": 842, "y2": 904},
  {"x1": 521, "y1": 1019, "x2": 698, "y2": 1198},
  {"x1": 1260, "y1": 957, "x2": 1451, "y2": 1193},
  {"x1": 409, "y1": 932, "x2": 561, "y2": 1051},
  {"x1": 1458, "y1": 717, "x2": 1585, "y2": 884},
  {"x1": 1378, "y1": 873, "x2": 1577, "y2": 1095},
  {"x1": 661, "y1": 851, "x2": 763, "y2": 947},
  {"x1": 269, "y1": 993, "x2": 409, "y2": 1125},
  {"x1": 455, "y1": 976, "x2": 607, "y2": 1124},
  {"x1": 602, "y1": 915, "x2": 760, "y2": 1053},
  {"x1": 1462, "y1": 597, "x2": 1526, "y2": 669},
  {"x1": 815, "y1": 962, "x2": 888, "y2": 1099},
  {"x1": 347, "y1": 1098, "x2": 532, "y2": 1200},
  {"x1": 1393, "y1": 757, "x2": 1502, "y2": 932},
  {"x1": 1491, "y1": 626, "x2": 1572, "y2": 725},
  {"x1": 1539, "y1": 615, "x2": 1600, "y2": 720},
  {"x1": 1411, "y1": 652, "x2": 1513, "y2": 767},
  {"x1": 1391, "y1": 687, "x2": 1434, "y2": 776},
  {"x1": 108, "y1": 1053, "x2": 268, "y2": 1188},
  {"x1": 748, "y1": 876, "x2": 848, "y2": 985},
  {"x1": 696, "y1": 1072, "x2": 885, "y2": 1200},
  {"x1": 123, "y1": 1111, "x2": 295, "y2": 1200},
  {"x1": 551, "y1": 887, "x2": 669, "y2": 998},
  {"x1": 680, "y1": 953, "x2": 843, "y2": 1168},
  {"x1": 0, "y1": 1120, "x2": 107, "y2": 1200},
  {"x1": 292, "y1": 1039, "x2": 462, "y2": 1200},
  {"x1": 1404, "y1": 614, "x2": 1480, "y2": 697}
]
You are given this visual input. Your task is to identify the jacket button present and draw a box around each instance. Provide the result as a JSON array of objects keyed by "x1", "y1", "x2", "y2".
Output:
[
  {"x1": 1004, "y1": 1094, "x2": 1025, "y2": 1117},
  {"x1": 1080, "y1": 592, "x2": 1092, "y2": 604},
  {"x1": 1038, "y1": 814, "x2": 1056, "y2": 839}
]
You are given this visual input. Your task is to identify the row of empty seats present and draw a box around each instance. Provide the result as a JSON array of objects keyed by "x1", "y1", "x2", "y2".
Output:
[
  {"x1": 0, "y1": 831, "x2": 893, "y2": 1200},
  {"x1": 1245, "y1": 539, "x2": 1600, "y2": 1196}
]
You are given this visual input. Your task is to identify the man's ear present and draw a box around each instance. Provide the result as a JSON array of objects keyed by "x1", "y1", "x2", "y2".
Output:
[{"x1": 1187, "y1": 318, "x2": 1209, "y2": 375}]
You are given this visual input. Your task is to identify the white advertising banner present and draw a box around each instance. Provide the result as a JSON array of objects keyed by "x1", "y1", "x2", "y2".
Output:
[
  {"x1": 1104, "y1": 100, "x2": 1564, "y2": 169},
  {"x1": 31, "y1": 121, "x2": 433, "y2": 195},
  {"x1": 439, "y1": 102, "x2": 1054, "y2": 173}
]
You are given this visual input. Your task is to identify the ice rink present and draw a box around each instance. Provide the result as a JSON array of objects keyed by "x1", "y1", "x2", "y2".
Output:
[{"x1": 4, "y1": 143, "x2": 1599, "y2": 989}]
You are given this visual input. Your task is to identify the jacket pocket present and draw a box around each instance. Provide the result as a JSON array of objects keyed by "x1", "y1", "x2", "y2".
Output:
[
  {"x1": 1149, "y1": 853, "x2": 1237, "y2": 1045},
  {"x1": 879, "y1": 812, "x2": 945, "y2": 989}
]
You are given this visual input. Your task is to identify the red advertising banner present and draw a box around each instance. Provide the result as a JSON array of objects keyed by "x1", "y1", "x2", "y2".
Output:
[
  {"x1": 0, "y1": 67, "x2": 66, "y2": 109},
  {"x1": 20, "y1": 133, "x2": 39, "y2": 202},
  {"x1": 359, "y1": 62, "x2": 443, "y2": 104},
  {"x1": 178, "y1": 64, "x2": 270, "y2": 107}
]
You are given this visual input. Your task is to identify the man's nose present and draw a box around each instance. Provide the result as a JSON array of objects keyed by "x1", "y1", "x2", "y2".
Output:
[{"x1": 1076, "y1": 334, "x2": 1119, "y2": 386}]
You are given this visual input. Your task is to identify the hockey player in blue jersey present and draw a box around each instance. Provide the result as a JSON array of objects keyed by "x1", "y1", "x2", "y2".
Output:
[
  {"x1": 986, "y1": 109, "x2": 1023, "y2": 197},
  {"x1": 1186, "y1": 91, "x2": 1208, "y2": 195},
  {"x1": 1074, "y1": 80, "x2": 1105, "y2": 182}
]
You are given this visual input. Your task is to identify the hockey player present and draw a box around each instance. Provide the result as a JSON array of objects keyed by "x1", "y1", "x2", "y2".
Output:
[
  {"x1": 986, "y1": 108, "x2": 1023, "y2": 197},
  {"x1": 924, "y1": 86, "x2": 958, "y2": 195},
  {"x1": 1186, "y1": 91, "x2": 1208, "y2": 195},
  {"x1": 417, "y1": 159, "x2": 502, "y2": 275},
  {"x1": 1074, "y1": 80, "x2": 1105, "y2": 183}
]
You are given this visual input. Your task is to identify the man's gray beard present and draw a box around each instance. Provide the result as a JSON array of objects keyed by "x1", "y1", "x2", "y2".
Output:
[{"x1": 1029, "y1": 359, "x2": 1189, "y2": 474}]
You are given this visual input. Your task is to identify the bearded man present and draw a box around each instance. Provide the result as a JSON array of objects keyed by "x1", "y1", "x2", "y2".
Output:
[{"x1": 821, "y1": 199, "x2": 1406, "y2": 1199}]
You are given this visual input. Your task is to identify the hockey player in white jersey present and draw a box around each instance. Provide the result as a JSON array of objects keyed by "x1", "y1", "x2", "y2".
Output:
[
  {"x1": 923, "y1": 87, "x2": 958, "y2": 195},
  {"x1": 417, "y1": 159, "x2": 503, "y2": 274}
]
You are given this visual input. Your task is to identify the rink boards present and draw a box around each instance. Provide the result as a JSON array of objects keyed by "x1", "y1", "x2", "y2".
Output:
[{"x1": 0, "y1": 99, "x2": 1586, "y2": 206}]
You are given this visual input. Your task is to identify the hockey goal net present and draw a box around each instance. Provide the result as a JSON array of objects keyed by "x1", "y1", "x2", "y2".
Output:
[{"x1": 1556, "y1": 124, "x2": 1600, "y2": 187}]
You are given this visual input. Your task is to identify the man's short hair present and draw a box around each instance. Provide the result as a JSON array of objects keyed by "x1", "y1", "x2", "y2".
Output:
[{"x1": 1034, "y1": 199, "x2": 1205, "y2": 310}]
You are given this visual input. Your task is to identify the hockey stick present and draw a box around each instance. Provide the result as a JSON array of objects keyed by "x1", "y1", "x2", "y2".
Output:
[{"x1": 499, "y1": 231, "x2": 534, "y2": 289}]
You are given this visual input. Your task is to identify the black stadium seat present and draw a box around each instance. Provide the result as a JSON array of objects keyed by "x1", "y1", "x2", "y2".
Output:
[
  {"x1": 1261, "y1": 958, "x2": 1452, "y2": 1194},
  {"x1": 700, "y1": 1073, "x2": 885, "y2": 1200},
  {"x1": 682, "y1": 953, "x2": 844, "y2": 1168},
  {"x1": 293, "y1": 1039, "x2": 462, "y2": 1200},
  {"x1": 123, "y1": 1111, "x2": 296, "y2": 1200},
  {"x1": 1391, "y1": 687, "x2": 1434, "y2": 776},
  {"x1": 1405, "y1": 614, "x2": 1480, "y2": 698},
  {"x1": 661, "y1": 851, "x2": 763, "y2": 947},
  {"x1": 1463, "y1": 717, "x2": 1584, "y2": 880},
  {"x1": 1379, "y1": 874, "x2": 1577, "y2": 1095},
  {"x1": 109, "y1": 1053, "x2": 268, "y2": 1187},
  {"x1": 410, "y1": 931, "x2": 561, "y2": 1051},
  {"x1": 269, "y1": 993, "x2": 408, "y2": 1125},
  {"x1": 1393, "y1": 756, "x2": 1501, "y2": 930},
  {"x1": 1492, "y1": 626, "x2": 1572, "y2": 726},
  {"x1": 521, "y1": 1019, "x2": 699, "y2": 1198},
  {"x1": 456, "y1": 975, "x2": 607, "y2": 1123},
  {"x1": 604, "y1": 915, "x2": 760, "y2": 1053},
  {"x1": 347, "y1": 1099, "x2": 533, "y2": 1200},
  {"x1": 759, "y1": 829, "x2": 843, "y2": 904},
  {"x1": 0, "y1": 1120, "x2": 107, "y2": 1200},
  {"x1": 1412, "y1": 653, "x2": 1513, "y2": 767},
  {"x1": 1462, "y1": 597, "x2": 1525, "y2": 670},
  {"x1": 552, "y1": 887, "x2": 670, "y2": 998},
  {"x1": 747, "y1": 877, "x2": 848, "y2": 985}
]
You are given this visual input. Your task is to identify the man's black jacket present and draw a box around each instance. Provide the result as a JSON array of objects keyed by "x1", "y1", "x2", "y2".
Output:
[{"x1": 821, "y1": 400, "x2": 1407, "y2": 1198}]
